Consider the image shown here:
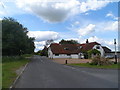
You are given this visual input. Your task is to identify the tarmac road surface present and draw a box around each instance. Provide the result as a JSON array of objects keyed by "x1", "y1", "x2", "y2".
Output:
[{"x1": 14, "y1": 55, "x2": 118, "y2": 88}]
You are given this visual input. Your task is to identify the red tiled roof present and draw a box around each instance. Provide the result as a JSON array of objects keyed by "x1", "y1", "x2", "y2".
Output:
[
  {"x1": 50, "y1": 43, "x2": 79, "y2": 54},
  {"x1": 81, "y1": 42, "x2": 100, "y2": 52},
  {"x1": 50, "y1": 42, "x2": 100, "y2": 54}
]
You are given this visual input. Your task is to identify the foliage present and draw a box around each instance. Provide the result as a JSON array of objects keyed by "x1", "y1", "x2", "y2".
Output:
[
  {"x1": 35, "y1": 50, "x2": 42, "y2": 55},
  {"x1": 82, "y1": 51, "x2": 88, "y2": 59},
  {"x1": 35, "y1": 47, "x2": 48, "y2": 56},
  {"x1": 40, "y1": 46, "x2": 48, "y2": 56},
  {"x1": 45, "y1": 39, "x2": 54, "y2": 46},
  {"x1": 90, "y1": 55, "x2": 112, "y2": 66},
  {"x1": 2, "y1": 17, "x2": 35, "y2": 56},
  {"x1": 59, "y1": 39, "x2": 79, "y2": 44},
  {"x1": 87, "y1": 49, "x2": 101, "y2": 58}
]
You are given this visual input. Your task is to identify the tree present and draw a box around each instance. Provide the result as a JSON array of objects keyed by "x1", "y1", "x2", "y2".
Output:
[
  {"x1": 2, "y1": 17, "x2": 35, "y2": 56},
  {"x1": 45, "y1": 39, "x2": 54, "y2": 47},
  {"x1": 40, "y1": 46, "x2": 48, "y2": 56},
  {"x1": 82, "y1": 51, "x2": 88, "y2": 59},
  {"x1": 59, "y1": 39, "x2": 79, "y2": 44},
  {"x1": 35, "y1": 50, "x2": 42, "y2": 55}
]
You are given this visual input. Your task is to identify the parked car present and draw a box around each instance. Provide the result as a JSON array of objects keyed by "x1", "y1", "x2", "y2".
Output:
[
  {"x1": 105, "y1": 55, "x2": 114, "y2": 59},
  {"x1": 80, "y1": 55, "x2": 84, "y2": 59}
]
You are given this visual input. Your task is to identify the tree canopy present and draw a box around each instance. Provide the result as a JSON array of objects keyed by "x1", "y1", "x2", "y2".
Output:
[
  {"x1": 2, "y1": 17, "x2": 35, "y2": 56},
  {"x1": 59, "y1": 39, "x2": 79, "y2": 44}
]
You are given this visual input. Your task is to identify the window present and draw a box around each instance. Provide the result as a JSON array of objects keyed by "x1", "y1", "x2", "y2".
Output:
[
  {"x1": 96, "y1": 46, "x2": 100, "y2": 49},
  {"x1": 67, "y1": 54, "x2": 71, "y2": 56},
  {"x1": 80, "y1": 46, "x2": 82, "y2": 48},
  {"x1": 64, "y1": 47, "x2": 69, "y2": 50},
  {"x1": 93, "y1": 53, "x2": 96, "y2": 55},
  {"x1": 55, "y1": 54, "x2": 59, "y2": 56}
]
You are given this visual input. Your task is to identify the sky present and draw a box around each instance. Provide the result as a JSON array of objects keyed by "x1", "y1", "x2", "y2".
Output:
[{"x1": 0, "y1": 0, "x2": 119, "y2": 52}]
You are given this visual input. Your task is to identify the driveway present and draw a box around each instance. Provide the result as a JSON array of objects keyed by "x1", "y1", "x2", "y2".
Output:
[
  {"x1": 14, "y1": 55, "x2": 118, "y2": 88},
  {"x1": 52, "y1": 58, "x2": 91, "y2": 64}
]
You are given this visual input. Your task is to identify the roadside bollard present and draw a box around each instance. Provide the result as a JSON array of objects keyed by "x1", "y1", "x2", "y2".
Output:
[{"x1": 65, "y1": 60, "x2": 67, "y2": 64}]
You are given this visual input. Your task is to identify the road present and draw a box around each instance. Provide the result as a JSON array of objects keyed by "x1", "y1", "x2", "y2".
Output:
[{"x1": 14, "y1": 55, "x2": 118, "y2": 88}]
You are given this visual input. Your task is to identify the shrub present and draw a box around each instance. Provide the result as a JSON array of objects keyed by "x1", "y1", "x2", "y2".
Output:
[
  {"x1": 90, "y1": 55, "x2": 112, "y2": 66},
  {"x1": 82, "y1": 51, "x2": 88, "y2": 59},
  {"x1": 90, "y1": 55, "x2": 100, "y2": 65}
]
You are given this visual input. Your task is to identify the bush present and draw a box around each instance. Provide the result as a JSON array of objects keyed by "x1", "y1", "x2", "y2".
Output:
[
  {"x1": 90, "y1": 55, "x2": 100, "y2": 65},
  {"x1": 90, "y1": 55, "x2": 112, "y2": 66},
  {"x1": 82, "y1": 51, "x2": 88, "y2": 59}
]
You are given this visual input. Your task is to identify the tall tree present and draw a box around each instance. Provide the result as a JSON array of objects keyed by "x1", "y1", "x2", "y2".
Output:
[
  {"x1": 59, "y1": 39, "x2": 79, "y2": 44},
  {"x1": 2, "y1": 17, "x2": 35, "y2": 56},
  {"x1": 45, "y1": 39, "x2": 54, "y2": 47}
]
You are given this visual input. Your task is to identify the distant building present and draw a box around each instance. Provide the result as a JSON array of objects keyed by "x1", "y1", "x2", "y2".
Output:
[{"x1": 48, "y1": 41, "x2": 112, "y2": 59}]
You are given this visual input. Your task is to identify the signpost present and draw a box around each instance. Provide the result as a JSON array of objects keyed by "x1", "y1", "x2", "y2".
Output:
[{"x1": 114, "y1": 39, "x2": 117, "y2": 64}]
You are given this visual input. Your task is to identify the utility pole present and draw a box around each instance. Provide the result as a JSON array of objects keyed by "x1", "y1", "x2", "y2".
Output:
[{"x1": 114, "y1": 39, "x2": 117, "y2": 64}]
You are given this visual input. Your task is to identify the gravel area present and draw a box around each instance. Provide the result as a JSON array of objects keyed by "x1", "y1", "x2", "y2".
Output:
[{"x1": 52, "y1": 58, "x2": 92, "y2": 64}]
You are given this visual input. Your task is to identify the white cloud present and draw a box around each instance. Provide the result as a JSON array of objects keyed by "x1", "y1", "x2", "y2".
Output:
[
  {"x1": 74, "y1": 21, "x2": 80, "y2": 25},
  {"x1": 97, "y1": 21, "x2": 118, "y2": 31},
  {"x1": 34, "y1": 41, "x2": 46, "y2": 52},
  {"x1": 0, "y1": 18, "x2": 2, "y2": 20},
  {"x1": 16, "y1": 0, "x2": 80, "y2": 23},
  {"x1": 70, "y1": 21, "x2": 80, "y2": 28},
  {"x1": 34, "y1": 41, "x2": 46, "y2": 46},
  {"x1": 27, "y1": 31, "x2": 60, "y2": 52},
  {"x1": 15, "y1": 0, "x2": 111, "y2": 23},
  {"x1": 106, "y1": 11, "x2": 118, "y2": 20},
  {"x1": 0, "y1": 11, "x2": 5, "y2": 16},
  {"x1": 27, "y1": 31, "x2": 60, "y2": 42},
  {"x1": 79, "y1": 0, "x2": 109, "y2": 13},
  {"x1": 84, "y1": 13, "x2": 89, "y2": 15},
  {"x1": 104, "y1": 21, "x2": 118, "y2": 31},
  {"x1": 78, "y1": 24, "x2": 96, "y2": 36},
  {"x1": 0, "y1": 0, "x2": 116, "y2": 22}
]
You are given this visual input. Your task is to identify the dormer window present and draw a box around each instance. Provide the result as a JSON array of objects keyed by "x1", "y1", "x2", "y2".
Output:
[
  {"x1": 78, "y1": 46, "x2": 82, "y2": 49},
  {"x1": 96, "y1": 46, "x2": 100, "y2": 49},
  {"x1": 64, "y1": 47, "x2": 69, "y2": 50}
]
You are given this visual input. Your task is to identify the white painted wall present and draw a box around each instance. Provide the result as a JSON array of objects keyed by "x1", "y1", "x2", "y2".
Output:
[
  {"x1": 48, "y1": 45, "x2": 107, "y2": 59},
  {"x1": 93, "y1": 45, "x2": 105, "y2": 57},
  {"x1": 71, "y1": 54, "x2": 79, "y2": 58},
  {"x1": 48, "y1": 47, "x2": 79, "y2": 59},
  {"x1": 52, "y1": 54, "x2": 79, "y2": 59},
  {"x1": 53, "y1": 54, "x2": 71, "y2": 58}
]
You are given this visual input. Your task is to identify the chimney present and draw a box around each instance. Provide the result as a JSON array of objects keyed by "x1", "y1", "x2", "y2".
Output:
[{"x1": 86, "y1": 39, "x2": 89, "y2": 43}]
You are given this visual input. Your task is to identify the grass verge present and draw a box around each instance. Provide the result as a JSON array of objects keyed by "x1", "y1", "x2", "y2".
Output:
[
  {"x1": 2, "y1": 56, "x2": 31, "y2": 88},
  {"x1": 68, "y1": 63, "x2": 119, "y2": 69}
]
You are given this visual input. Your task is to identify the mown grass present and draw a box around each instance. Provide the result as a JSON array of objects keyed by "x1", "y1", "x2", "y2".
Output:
[
  {"x1": 68, "y1": 63, "x2": 119, "y2": 69},
  {"x1": 2, "y1": 56, "x2": 31, "y2": 88}
]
